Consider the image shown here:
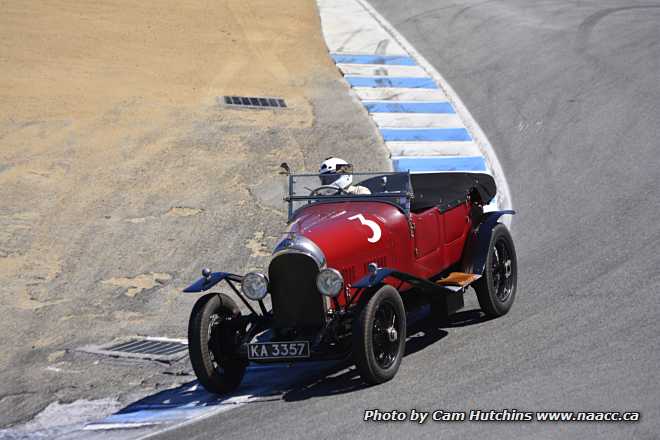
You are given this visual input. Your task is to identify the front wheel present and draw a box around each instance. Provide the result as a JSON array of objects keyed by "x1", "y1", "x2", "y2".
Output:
[
  {"x1": 474, "y1": 224, "x2": 517, "y2": 317},
  {"x1": 353, "y1": 285, "x2": 406, "y2": 385},
  {"x1": 188, "y1": 293, "x2": 247, "y2": 394}
]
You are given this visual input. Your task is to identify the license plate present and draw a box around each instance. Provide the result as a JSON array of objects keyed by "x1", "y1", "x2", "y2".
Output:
[{"x1": 247, "y1": 341, "x2": 310, "y2": 360}]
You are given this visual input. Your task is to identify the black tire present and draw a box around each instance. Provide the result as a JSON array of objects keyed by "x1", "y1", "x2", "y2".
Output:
[
  {"x1": 188, "y1": 293, "x2": 247, "y2": 394},
  {"x1": 474, "y1": 224, "x2": 517, "y2": 317},
  {"x1": 353, "y1": 285, "x2": 406, "y2": 385}
]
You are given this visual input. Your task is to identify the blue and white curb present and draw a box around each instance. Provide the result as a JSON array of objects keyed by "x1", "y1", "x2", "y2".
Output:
[{"x1": 317, "y1": 0, "x2": 513, "y2": 213}]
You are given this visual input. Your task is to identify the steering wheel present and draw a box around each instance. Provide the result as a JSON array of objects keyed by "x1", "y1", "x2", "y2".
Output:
[{"x1": 309, "y1": 185, "x2": 349, "y2": 196}]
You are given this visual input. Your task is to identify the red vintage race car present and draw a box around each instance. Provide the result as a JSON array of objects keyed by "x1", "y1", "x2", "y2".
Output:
[{"x1": 183, "y1": 165, "x2": 517, "y2": 394}]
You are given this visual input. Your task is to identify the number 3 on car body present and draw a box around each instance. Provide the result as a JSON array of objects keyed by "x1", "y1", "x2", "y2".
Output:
[{"x1": 348, "y1": 213, "x2": 381, "y2": 243}]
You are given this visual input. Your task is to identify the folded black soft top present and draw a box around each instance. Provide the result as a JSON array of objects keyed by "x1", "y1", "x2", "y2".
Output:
[{"x1": 409, "y1": 172, "x2": 496, "y2": 212}]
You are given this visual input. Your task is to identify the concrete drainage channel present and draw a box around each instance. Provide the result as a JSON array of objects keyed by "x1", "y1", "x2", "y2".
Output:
[
  {"x1": 221, "y1": 95, "x2": 288, "y2": 109},
  {"x1": 3, "y1": 0, "x2": 512, "y2": 438},
  {"x1": 78, "y1": 337, "x2": 189, "y2": 363}
]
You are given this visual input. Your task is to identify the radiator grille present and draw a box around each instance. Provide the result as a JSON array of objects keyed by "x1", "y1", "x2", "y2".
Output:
[
  {"x1": 268, "y1": 253, "x2": 325, "y2": 329},
  {"x1": 340, "y1": 266, "x2": 356, "y2": 284}
]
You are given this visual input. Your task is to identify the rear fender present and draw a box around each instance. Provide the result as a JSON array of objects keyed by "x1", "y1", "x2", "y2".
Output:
[
  {"x1": 183, "y1": 272, "x2": 243, "y2": 293},
  {"x1": 463, "y1": 210, "x2": 515, "y2": 275}
]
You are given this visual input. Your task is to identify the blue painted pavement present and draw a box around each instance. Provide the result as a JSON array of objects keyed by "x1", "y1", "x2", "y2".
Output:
[
  {"x1": 363, "y1": 101, "x2": 455, "y2": 114},
  {"x1": 380, "y1": 128, "x2": 472, "y2": 142},
  {"x1": 345, "y1": 76, "x2": 438, "y2": 89},
  {"x1": 331, "y1": 53, "x2": 416, "y2": 65},
  {"x1": 393, "y1": 156, "x2": 488, "y2": 172}
]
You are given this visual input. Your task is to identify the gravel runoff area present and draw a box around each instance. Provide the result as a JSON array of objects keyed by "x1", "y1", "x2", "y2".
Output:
[{"x1": 0, "y1": 0, "x2": 388, "y2": 428}]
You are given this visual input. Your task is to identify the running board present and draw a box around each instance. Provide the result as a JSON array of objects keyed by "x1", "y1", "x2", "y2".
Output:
[
  {"x1": 436, "y1": 272, "x2": 481, "y2": 292},
  {"x1": 354, "y1": 268, "x2": 479, "y2": 294}
]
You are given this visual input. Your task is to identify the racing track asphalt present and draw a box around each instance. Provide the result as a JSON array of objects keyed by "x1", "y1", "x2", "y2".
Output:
[{"x1": 154, "y1": 1, "x2": 660, "y2": 439}]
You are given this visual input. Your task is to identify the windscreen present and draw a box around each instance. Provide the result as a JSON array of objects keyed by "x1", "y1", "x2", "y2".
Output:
[{"x1": 285, "y1": 172, "x2": 412, "y2": 219}]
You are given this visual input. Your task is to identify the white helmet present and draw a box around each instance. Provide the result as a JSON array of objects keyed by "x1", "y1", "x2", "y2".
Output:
[{"x1": 319, "y1": 157, "x2": 353, "y2": 189}]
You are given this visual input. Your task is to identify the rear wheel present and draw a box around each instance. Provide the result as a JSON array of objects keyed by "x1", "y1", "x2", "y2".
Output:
[
  {"x1": 353, "y1": 285, "x2": 406, "y2": 385},
  {"x1": 188, "y1": 293, "x2": 247, "y2": 394},
  {"x1": 474, "y1": 224, "x2": 517, "y2": 317}
]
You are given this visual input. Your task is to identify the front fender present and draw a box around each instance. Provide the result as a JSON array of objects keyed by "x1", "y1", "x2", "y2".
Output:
[
  {"x1": 183, "y1": 272, "x2": 243, "y2": 293},
  {"x1": 353, "y1": 267, "x2": 438, "y2": 290}
]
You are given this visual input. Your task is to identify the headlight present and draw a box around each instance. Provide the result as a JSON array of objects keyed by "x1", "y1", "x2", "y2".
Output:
[
  {"x1": 316, "y1": 268, "x2": 344, "y2": 297},
  {"x1": 241, "y1": 272, "x2": 268, "y2": 300}
]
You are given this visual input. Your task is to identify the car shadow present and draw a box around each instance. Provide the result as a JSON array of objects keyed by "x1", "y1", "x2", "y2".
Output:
[
  {"x1": 87, "y1": 307, "x2": 494, "y2": 428},
  {"x1": 441, "y1": 308, "x2": 495, "y2": 328},
  {"x1": 282, "y1": 306, "x2": 490, "y2": 402}
]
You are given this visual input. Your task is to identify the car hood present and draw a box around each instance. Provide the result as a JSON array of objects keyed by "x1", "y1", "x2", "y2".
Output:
[{"x1": 279, "y1": 201, "x2": 408, "y2": 270}]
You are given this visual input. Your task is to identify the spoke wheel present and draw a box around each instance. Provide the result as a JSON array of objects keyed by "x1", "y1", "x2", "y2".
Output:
[
  {"x1": 491, "y1": 240, "x2": 514, "y2": 303},
  {"x1": 206, "y1": 313, "x2": 227, "y2": 373},
  {"x1": 188, "y1": 293, "x2": 248, "y2": 394},
  {"x1": 353, "y1": 285, "x2": 406, "y2": 385},
  {"x1": 475, "y1": 224, "x2": 517, "y2": 317},
  {"x1": 372, "y1": 302, "x2": 400, "y2": 369}
]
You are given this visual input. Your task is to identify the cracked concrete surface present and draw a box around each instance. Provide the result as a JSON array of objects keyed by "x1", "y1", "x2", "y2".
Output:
[
  {"x1": 101, "y1": 273, "x2": 173, "y2": 298},
  {"x1": 165, "y1": 207, "x2": 204, "y2": 218}
]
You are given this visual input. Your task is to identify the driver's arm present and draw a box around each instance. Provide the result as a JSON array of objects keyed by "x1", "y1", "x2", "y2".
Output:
[{"x1": 346, "y1": 185, "x2": 371, "y2": 195}]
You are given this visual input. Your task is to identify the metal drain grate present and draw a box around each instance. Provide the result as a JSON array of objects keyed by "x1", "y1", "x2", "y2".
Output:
[
  {"x1": 79, "y1": 337, "x2": 188, "y2": 363},
  {"x1": 222, "y1": 95, "x2": 287, "y2": 109}
]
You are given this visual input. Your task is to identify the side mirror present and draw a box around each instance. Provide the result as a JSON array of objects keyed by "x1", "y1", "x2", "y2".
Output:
[{"x1": 279, "y1": 162, "x2": 291, "y2": 175}]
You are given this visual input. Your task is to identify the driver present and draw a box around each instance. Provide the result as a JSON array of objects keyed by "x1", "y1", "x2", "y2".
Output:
[{"x1": 318, "y1": 157, "x2": 371, "y2": 195}]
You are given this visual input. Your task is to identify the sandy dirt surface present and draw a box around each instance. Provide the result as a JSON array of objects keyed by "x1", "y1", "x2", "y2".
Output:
[{"x1": 0, "y1": 0, "x2": 388, "y2": 427}]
